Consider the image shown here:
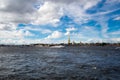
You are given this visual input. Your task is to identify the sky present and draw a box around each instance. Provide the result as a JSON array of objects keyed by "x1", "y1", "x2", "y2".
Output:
[{"x1": 0, "y1": 0, "x2": 120, "y2": 44}]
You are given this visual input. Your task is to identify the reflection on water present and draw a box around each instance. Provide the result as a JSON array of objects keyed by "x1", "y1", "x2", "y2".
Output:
[{"x1": 0, "y1": 46, "x2": 120, "y2": 80}]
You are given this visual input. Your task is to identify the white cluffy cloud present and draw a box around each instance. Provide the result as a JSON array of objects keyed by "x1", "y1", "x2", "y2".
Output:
[
  {"x1": 0, "y1": 30, "x2": 34, "y2": 39},
  {"x1": 0, "y1": 23, "x2": 16, "y2": 30},
  {"x1": 46, "y1": 31, "x2": 62, "y2": 39},
  {"x1": 109, "y1": 30, "x2": 120, "y2": 35},
  {"x1": 65, "y1": 27, "x2": 77, "y2": 35},
  {"x1": 114, "y1": 16, "x2": 120, "y2": 20},
  {"x1": 33, "y1": 1, "x2": 63, "y2": 26},
  {"x1": 21, "y1": 27, "x2": 52, "y2": 34}
]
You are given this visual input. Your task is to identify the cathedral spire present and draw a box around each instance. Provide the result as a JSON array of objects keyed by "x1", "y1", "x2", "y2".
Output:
[{"x1": 68, "y1": 33, "x2": 70, "y2": 45}]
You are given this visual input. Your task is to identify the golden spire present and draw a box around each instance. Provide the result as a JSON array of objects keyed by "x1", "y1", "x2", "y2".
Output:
[{"x1": 68, "y1": 33, "x2": 70, "y2": 45}]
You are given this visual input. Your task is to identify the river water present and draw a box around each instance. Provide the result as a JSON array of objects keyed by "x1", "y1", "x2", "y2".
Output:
[{"x1": 0, "y1": 46, "x2": 120, "y2": 80}]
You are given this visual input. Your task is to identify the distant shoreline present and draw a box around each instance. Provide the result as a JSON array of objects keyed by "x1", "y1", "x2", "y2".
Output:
[{"x1": 0, "y1": 43, "x2": 120, "y2": 47}]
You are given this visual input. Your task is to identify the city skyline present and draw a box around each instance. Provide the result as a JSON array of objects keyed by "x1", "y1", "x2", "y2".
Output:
[{"x1": 0, "y1": 0, "x2": 120, "y2": 44}]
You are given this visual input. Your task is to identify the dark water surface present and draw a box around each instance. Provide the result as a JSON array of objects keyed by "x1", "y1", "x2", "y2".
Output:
[{"x1": 0, "y1": 46, "x2": 120, "y2": 80}]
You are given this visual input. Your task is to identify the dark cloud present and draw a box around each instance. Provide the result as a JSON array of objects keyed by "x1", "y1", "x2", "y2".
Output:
[{"x1": 0, "y1": 0, "x2": 38, "y2": 14}]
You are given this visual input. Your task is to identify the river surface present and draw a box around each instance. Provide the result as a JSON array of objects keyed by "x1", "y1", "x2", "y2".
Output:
[{"x1": 0, "y1": 46, "x2": 120, "y2": 80}]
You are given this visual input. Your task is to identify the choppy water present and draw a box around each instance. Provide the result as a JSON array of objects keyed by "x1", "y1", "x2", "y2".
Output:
[{"x1": 0, "y1": 46, "x2": 120, "y2": 80}]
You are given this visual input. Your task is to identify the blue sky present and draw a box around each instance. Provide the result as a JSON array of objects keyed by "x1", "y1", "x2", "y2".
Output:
[{"x1": 0, "y1": 0, "x2": 120, "y2": 44}]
